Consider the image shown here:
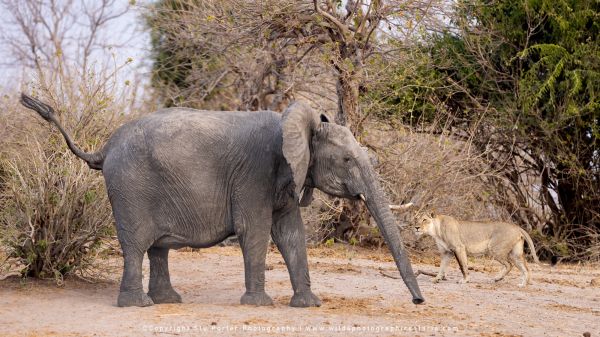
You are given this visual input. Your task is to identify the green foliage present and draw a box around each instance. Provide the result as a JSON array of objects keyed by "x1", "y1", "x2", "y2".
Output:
[
  {"x1": 363, "y1": 50, "x2": 444, "y2": 125},
  {"x1": 146, "y1": 0, "x2": 201, "y2": 107},
  {"x1": 325, "y1": 238, "x2": 335, "y2": 247}
]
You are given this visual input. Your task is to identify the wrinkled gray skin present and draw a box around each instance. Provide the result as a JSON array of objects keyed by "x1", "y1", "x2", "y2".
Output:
[{"x1": 20, "y1": 94, "x2": 424, "y2": 307}]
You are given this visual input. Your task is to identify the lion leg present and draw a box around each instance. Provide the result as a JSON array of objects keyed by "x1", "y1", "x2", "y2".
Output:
[
  {"x1": 493, "y1": 259, "x2": 512, "y2": 282},
  {"x1": 510, "y1": 241, "x2": 529, "y2": 287},
  {"x1": 434, "y1": 252, "x2": 452, "y2": 283},
  {"x1": 454, "y1": 246, "x2": 470, "y2": 283}
]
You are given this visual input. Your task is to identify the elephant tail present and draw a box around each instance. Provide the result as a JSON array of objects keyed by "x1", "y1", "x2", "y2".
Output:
[
  {"x1": 20, "y1": 93, "x2": 105, "y2": 170},
  {"x1": 519, "y1": 227, "x2": 540, "y2": 263}
]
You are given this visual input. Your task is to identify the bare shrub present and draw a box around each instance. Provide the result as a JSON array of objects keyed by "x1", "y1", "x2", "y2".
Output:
[
  {"x1": 366, "y1": 123, "x2": 499, "y2": 221},
  {"x1": 0, "y1": 139, "x2": 112, "y2": 280},
  {"x1": 0, "y1": 75, "x2": 134, "y2": 282},
  {"x1": 0, "y1": 68, "x2": 138, "y2": 281},
  {"x1": 0, "y1": 0, "x2": 140, "y2": 281},
  {"x1": 303, "y1": 191, "x2": 355, "y2": 245}
]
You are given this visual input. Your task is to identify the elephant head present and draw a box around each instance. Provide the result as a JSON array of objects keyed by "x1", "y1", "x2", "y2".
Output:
[{"x1": 281, "y1": 101, "x2": 425, "y2": 304}]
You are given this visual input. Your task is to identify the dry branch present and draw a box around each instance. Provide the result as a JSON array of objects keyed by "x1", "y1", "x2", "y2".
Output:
[
  {"x1": 415, "y1": 269, "x2": 437, "y2": 277},
  {"x1": 379, "y1": 268, "x2": 437, "y2": 279}
]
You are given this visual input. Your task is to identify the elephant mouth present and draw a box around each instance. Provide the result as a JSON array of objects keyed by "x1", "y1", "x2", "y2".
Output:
[{"x1": 338, "y1": 182, "x2": 364, "y2": 201}]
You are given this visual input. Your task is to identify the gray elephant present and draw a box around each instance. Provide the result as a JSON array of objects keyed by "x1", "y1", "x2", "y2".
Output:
[{"x1": 20, "y1": 94, "x2": 424, "y2": 307}]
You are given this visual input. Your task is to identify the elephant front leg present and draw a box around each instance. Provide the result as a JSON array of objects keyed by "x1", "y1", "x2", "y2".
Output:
[
  {"x1": 238, "y1": 240, "x2": 273, "y2": 306},
  {"x1": 147, "y1": 247, "x2": 182, "y2": 304},
  {"x1": 272, "y1": 206, "x2": 321, "y2": 307},
  {"x1": 235, "y1": 208, "x2": 273, "y2": 306}
]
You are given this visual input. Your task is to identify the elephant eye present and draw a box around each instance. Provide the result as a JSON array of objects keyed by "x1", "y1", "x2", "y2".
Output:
[{"x1": 343, "y1": 156, "x2": 351, "y2": 163}]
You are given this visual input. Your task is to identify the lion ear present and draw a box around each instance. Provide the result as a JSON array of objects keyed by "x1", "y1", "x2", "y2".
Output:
[{"x1": 419, "y1": 211, "x2": 433, "y2": 221}]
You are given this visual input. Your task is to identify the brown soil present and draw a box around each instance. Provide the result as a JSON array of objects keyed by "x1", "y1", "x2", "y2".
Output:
[{"x1": 1, "y1": 244, "x2": 599, "y2": 336}]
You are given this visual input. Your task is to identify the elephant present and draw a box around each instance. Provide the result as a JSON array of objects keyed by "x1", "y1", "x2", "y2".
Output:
[{"x1": 20, "y1": 93, "x2": 424, "y2": 307}]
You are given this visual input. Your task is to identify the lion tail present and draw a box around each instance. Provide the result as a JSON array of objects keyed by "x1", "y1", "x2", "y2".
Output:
[{"x1": 519, "y1": 227, "x2": 540, "y2": 263}]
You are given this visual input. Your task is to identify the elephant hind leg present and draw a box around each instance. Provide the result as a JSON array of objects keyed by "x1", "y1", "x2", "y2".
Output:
[
  {"x1": 114, "y1": 216, "x2": 154, "y2": 307},
  {"x1": 117, "y1": 244, "x2": 154, "y2": 307},
  {"x1": 147, "y1": 247, "x2": 182, "y2": 304}
]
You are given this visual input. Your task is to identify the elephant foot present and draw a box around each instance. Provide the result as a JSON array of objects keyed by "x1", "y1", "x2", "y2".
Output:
[
  {"x1": 118, "y1": 289, "x2": 154, "y2": 307},
  {"x1": 148, "y1": 287, "x2": 182, "y2": 304},
  {"x1": 290, "y1": 290, "x2": 321, "y2": 307},
  {"x1": 240, "y1": 291, "x2": 273, "y2": 306}
]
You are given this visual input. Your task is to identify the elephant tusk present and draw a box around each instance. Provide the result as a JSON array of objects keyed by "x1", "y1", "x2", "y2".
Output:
[
  {"x1": 389, "y1": 202, "x2": 414, "y2": 211},
  {"x1": 359, "y1": 194, "x2": 366, "y2": 201}
]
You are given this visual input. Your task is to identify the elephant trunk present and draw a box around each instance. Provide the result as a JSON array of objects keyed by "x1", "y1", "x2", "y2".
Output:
[{"x1": 360, "y1": 166, "x2": 424, "y2": 304}]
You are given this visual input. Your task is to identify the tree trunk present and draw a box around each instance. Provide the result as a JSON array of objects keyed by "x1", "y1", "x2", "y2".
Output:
[
  {"x1": 334, "y1": 50, "x2": 363, "y2": 134},
  {"x1": 335, "y1": 74, "x2": 361, "y2": 133},
  {"x1": 332, "y1": 56, "x2": 368, "y2": 243}
]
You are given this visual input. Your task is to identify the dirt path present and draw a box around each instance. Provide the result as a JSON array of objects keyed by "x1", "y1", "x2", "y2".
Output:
[{"x1": 1, "y1": 245, "x2": 599, "y2": 336}]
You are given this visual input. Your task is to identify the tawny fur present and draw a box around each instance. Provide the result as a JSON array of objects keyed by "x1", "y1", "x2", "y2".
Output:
[{"x1": 416, "y1": 214, "x2": 539, "y2": 287}]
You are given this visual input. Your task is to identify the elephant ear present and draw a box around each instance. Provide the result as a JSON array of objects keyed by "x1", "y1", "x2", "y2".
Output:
[{"x1": 282, "y1": 101, "x2": 321, "y2": 198}]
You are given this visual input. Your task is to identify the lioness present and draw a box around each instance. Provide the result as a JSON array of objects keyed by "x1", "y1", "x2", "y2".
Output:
[{"x1": 415, "y1": 213, "x2": 539, "y2": 287}]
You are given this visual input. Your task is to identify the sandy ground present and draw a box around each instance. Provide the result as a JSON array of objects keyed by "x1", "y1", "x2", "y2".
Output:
[{"x1": 1, "y1": 244, "x2": 599, "y2": 337}]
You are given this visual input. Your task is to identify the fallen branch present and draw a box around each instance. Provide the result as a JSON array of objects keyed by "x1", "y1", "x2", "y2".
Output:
[
  {"x1": 379, "y1": 269, "x2": 400, "y2": 279},
  {"x1": 0, "y1": 256, "x2": 27, "y2": 280},
  {"x1": 379, "y1": 267, "x2": 438, "y2": 280},
  {"x1": 415, "y1": 269, "x2": 437, "y2": 277}
]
